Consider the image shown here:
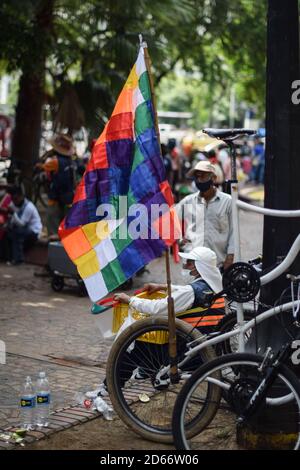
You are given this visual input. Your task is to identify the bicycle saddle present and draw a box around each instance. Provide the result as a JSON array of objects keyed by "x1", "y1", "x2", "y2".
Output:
[{"x1": 203, "y1": 128, "x2": 256, "y2": 140}]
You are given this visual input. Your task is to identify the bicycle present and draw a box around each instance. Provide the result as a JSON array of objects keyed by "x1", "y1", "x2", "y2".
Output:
[
  {"x1": 106, "y1": 128, "x2": 300, "y2": 444},
  {"x1": 172, "y1": 277, "x2": 300, "y2": 450}
]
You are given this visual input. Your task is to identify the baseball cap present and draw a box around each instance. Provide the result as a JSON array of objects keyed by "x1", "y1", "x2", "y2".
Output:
[{"x1": 186, "y1": 160, "x2": 217, "y2": 178}]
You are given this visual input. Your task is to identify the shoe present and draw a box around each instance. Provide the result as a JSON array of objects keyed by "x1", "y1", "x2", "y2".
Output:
[{"x1": 131, "y1": 367, "x2": 148, "y2": 380}]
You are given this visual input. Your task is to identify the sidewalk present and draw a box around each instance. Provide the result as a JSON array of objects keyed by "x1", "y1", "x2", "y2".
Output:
[
  {"x1": 0, "y1": 257, "x2": 184, "y2": 447},
  {"x1": 0, "y1": 208, "x2": 263, "y2": 449}
]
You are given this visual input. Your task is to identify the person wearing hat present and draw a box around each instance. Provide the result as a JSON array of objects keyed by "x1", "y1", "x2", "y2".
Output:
[
  {"x1": 114, "y1": 247, "x2": 223, "y2": 316},
  {"x1": 175, "y1": 160, "x2": 234, "y2": 271},
  {"x1": 36, "y1": 134, "x2": 75, "y2": 237}
]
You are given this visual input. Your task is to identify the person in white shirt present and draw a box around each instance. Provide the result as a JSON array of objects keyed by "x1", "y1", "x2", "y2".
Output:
[
  {"x1": 6, "y1": 187, "x2": 42, "y2": 265},
  {"x1": 176, "y1": 160, "x2": 234, "y2": 271},
  {"x1": 114, "y1": 246, "x2": 223, "y2": 315}
]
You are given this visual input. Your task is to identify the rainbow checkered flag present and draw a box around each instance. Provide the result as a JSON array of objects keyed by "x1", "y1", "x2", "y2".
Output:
[{"x1": 59, "y1": 44, "x2": 180, "y2": 302}]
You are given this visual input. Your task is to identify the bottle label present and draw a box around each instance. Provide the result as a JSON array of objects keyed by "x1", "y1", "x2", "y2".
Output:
[
  {"x1": 20, "y1": 397, "x2": 36, "y2": 408},
  {"x1": 37, "y1": 393, "x2": 50, "y2": 405}
]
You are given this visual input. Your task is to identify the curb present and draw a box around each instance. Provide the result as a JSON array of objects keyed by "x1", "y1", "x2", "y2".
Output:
[{"x1": 0, "y1": 404, "x2": 101, "y2": 450}]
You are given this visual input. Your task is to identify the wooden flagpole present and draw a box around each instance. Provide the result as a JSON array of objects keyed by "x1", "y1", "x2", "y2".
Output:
[{"x1": 142, "y1": 35, "x2": 179, "y2": 383}]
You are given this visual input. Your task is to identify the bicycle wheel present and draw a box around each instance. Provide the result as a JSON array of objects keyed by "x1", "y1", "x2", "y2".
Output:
[
  {"x1": 106, "y1": 317, "x2": 219, "y2": 443},
  {"x1": 173, "y1": 353, "x2": 300, "y2": 450}
]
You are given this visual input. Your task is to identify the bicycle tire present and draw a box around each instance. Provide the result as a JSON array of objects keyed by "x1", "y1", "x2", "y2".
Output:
[
  {"x1": 173, "y1": 352, "x2": 300, "y2": 450},
  {"x1": 106, "y1": 317, "x2": 219, "y2": 444}
]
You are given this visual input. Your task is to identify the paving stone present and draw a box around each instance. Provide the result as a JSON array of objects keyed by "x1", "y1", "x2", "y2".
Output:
[
  {"x1": 69, "y1": 406, "x2": 97, "y2": 416},
  {"x1": 26, "y1": 430, "x2": 47, "y2": 440},
  {"x1": 63, "y1": 409, "x2": 96, "y2": 419},
  {"x1": 46, "y1": 422, "x2": 66, "y2": 431},
  {"x1": 53, "y1": 412, "x2": 87, "y2": 423}
]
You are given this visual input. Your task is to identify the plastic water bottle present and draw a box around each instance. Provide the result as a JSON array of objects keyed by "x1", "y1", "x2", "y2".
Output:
[
  {"x1": 35, "y1": 372, "x2": 50, "y2": 427},
  {"x1": 20, "y1": 376, "x2": 36, "y2": 430},
  {"x1": 93, "y1": 396, "x2": 114, "y2": 420}
]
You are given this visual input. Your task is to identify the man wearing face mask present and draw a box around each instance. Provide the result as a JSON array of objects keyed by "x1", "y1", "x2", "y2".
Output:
[{"x1": 175, "y1": 160, "x2": 234, "y2": 272}]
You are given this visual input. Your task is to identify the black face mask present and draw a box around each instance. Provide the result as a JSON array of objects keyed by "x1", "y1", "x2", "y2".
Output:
[{"x1": 194, "y1": 178, "x2": 213, "y2": 193}]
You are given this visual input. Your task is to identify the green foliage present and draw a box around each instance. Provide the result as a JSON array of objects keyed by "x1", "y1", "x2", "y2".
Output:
[
  {"x1": 157, "y1": 0, "x2": 267, "y2": 126},
  {"x1": 0, "y1": 0, "x2": 267, "y2": 135}
]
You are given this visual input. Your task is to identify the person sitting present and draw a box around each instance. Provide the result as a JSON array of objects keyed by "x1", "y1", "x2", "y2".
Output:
[
  {"x1": 95, "y1": 247, "x2": 224, "y2": 397},
  {"x1": 0, "y1": 178, "x2": 12, "y2": 255},
  {"x1": 114, "y1": 246, "x2": 223, "y2": 316},
  {"x1": 5, "y1": 187, "x2": 42, "y2": 265}
]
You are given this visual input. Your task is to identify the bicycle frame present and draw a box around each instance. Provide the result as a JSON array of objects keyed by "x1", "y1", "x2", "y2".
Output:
[
  {"x1": 156, "y1": 299, "x2": 300, "y2": 390},
  {"x1": 226, "y1": 139, "x2": 300, "y2": 352},
  {"x1": 154, "y1": 135, "x2": 300, "y2": 392}
]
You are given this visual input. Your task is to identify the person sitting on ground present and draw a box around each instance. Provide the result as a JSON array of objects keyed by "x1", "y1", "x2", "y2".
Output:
[
  {"x1": 5, "y1": 187, "x2": 42, "y2": 265},
  {"x1": 95, "y1": 247, "x2": 224, "y2": 397},
  {"x1": 0, "y1": 178, "x2": 12, "y2": 260}
]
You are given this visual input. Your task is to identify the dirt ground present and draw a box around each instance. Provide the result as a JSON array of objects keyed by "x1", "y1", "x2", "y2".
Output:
[{"x1": 23, "y1": 414, "x2": 174, "y2": 451}]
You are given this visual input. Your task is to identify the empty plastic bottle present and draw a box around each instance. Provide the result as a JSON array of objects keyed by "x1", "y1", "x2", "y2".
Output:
[
  {"x1": 20, "y1": 376, "x2": 36, "y2": 430},
  {"x1": 35, "y1": 372, "x2": 50, "y2": 427},
  {"x1": 93, "y1": 396, "x2": 113, "y2": 420}
]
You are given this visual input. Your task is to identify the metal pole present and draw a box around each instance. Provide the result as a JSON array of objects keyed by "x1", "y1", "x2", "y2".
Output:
[
  {"x1": 228, "y1": 142, "x2": 245, "y2": 351},
  {"x1": 142, "y1": 37, "x2": 179, "y2": 383}
]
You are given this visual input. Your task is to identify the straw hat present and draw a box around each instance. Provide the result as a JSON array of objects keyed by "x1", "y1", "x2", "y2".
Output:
[{"x1": 48, "y1": 134, "x2": 75, "y2": 156}]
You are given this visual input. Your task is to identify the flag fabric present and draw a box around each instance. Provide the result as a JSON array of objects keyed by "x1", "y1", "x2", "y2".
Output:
[{"x1": 59, "y1": 45, "x2": 180, "y2": 302}]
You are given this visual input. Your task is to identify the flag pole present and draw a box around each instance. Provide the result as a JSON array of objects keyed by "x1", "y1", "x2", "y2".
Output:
[{"x1": 141, "y1": 35, "x2": 179, "y2": 383}]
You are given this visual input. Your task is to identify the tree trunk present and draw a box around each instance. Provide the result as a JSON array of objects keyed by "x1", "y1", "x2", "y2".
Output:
[
  {"x1": 252, "y1": 0, "x2": 300, "y2": 356},
  {"x1": 11, "y1": 70, "x2": 45, "y2": 190},
  {"x1": 10, "y1": 0, "x2": 54, "y2": 196},
  {"x1": 238, "y1": 7, "x2": 300, "y2": 448}
]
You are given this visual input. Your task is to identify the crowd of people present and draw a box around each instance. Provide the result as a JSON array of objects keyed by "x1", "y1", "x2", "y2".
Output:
[
  {"x1": 0, "y1": 133, "x2": 82, "y2": 265},
  {"x1": 0, "y1": 130, "x2": 265, "y2": 268},
  {"x1": 162, "y1": 135, "x2": 265, "y2": 201}
]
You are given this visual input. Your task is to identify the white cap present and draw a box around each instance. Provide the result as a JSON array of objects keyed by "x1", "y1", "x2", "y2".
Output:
[
  {"x1": 179, "y1": 246, "x2": 223, "y2": 293},
  {"x1": 39, "y1": 372, "x2": 46, "y2": 378},
  {"x1": 186, "y1": 160, "x2": 217, "y2": 178}
]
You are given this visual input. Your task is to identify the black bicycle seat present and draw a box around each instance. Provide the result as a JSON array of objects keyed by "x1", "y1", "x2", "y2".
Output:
[{"x1": 203, "y1": 128, "x2": 256, "y2": 140}]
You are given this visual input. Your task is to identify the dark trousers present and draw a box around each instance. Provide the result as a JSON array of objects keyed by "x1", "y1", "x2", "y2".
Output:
[{"x1": 7, "y1": 226, "x2": 38, "y2": 263}]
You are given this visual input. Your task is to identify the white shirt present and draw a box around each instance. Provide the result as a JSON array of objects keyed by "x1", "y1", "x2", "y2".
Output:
[
  {"x1": 10, "y1": 199, "x2": 42, "y2": 235},
  {"x1": 129, "y1": 284, "x2": 195, "y2": 316},
  {"x1": 176, "y1": 189, "x2": 234, "y2": 266}
]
